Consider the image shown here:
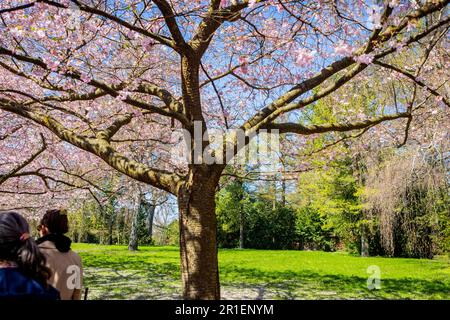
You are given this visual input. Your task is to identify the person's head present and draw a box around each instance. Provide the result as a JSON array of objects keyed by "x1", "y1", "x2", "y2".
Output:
[
  {"x1": 0, "y1": 211, "x2": 51, "y2": 285},
  {"x1": 38, "y1": 209, "x2": 69, "y2": 237}
]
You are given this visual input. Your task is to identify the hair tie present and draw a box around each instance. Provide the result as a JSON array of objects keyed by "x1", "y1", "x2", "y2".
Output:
[{"x1": 20, "y1": 233, "x2": 30, "y2": 242}]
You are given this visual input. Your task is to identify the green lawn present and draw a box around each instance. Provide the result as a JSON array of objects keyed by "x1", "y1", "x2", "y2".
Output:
[{"x1": 72, "y1": 243, "x2": 450, "y2": 300}]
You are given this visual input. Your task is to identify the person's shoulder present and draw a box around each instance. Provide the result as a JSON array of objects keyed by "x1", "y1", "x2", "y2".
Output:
[
  {"x1": 0, "y1": 267, "x2": 27, "y2": 282},
  {"x1": 38, "y1": 240, "x2": 57, "y2": 250},
  {"x1": 69, "y1": 249, "x2": 83, "y2": 264},
  {"x1": 0, "y1": 268, "x2": 59, "y2": 300}
]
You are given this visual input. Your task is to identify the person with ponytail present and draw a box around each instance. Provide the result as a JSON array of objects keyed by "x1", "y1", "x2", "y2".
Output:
[
  {"x1": 37, "y1": 209, "x2": 83, "y2": 300},
  {"x1": 0, "y1": 211, "x2": 59, "y2": 299}
]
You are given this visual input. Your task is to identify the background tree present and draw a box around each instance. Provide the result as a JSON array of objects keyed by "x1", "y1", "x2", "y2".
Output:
[
  {"x1": 216, "y1": 179, "x2": 247, "y2": 248},
  {"x1": 362, "y1": 146, "x2": 449, "y2": 258}
]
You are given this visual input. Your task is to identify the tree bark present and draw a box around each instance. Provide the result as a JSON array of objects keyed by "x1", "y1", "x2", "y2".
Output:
[
  {"x1": 272, "y1": 180, "x2": 277, "y2": 210},
  {"x1": 178, "y1": 52, "x2": 223, "y2": 299},
  {"x1": 239, "y1": 209, "x2": 244, "y2": 250},
  {"x1": 237, "y1": 180, "x2": 245, "y2": 250},
  {"x1": 147, "y1": 203, "x2": 156, "y2": 240},
  {"x1": 108, "y1": 215, "x2": 114, "y2": 245},
  {"x1": 178, "y1": 166, "x2": 222, "y2": 300},
  {"x1": 361, "y1": 224, "x2": 369, "y2": 257},
  {"x1": 128, "y1": 207, "x2": 139, "y2": 251}
]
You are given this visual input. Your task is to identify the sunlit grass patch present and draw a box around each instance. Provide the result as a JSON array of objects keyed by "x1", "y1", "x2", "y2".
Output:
[{"x1": 73, "y1": 244, "x2": 450, "y2": 300}]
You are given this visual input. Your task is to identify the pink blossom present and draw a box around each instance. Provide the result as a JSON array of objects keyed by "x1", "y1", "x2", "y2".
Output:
[
  {"x1": 415, "y1": 76, "x2": 425, "y2": 83},
  {"x1": 43, "y1": 57, "x2": 60, "y2": 72},
  {"x1": 394, "y1": 41, "x2": 406, "y2": 52},
  {"x1": 238, "y1": 56, "x2": 249, "y2": 74},
  {"x1": 368, "y1": 5, "x2": 383, "y2": 29},
  {"x1": 434, "y1": 96, "x2": 445, "y2": 108},
  {"x1": 80, "y1": 72, "x2": 92, "y2": 84},
  {"x1": 34, "y1": 2, "x2": 47, "y2": 10},
  {"x1": 388, "y1": 0, "x2": 400, "y2": 8},
  {"x1": 406, "y1": 21, "x2": 417, "y2": 32},
  {"x1": 296, "y1": 48, "x2": 315, "y2": 68},
  {"x1": 9, "y1": 26, "x2": 24, "y2": 38},
  {"x1": 84, "y1": 22, "x2": 98, "y2": 33},
  {"x1": 248, "y1": 0, "x2": 257, "y2": 8},
  {"x1": 268, "y1": 0, "x2": 282, "y2": 12},
  {"x1": 116, "y1": 91, "x2": 129, "y2": 101},
  {"x1": 391, "y1": 17, "x2": 401, "y2": 25},
  {"x1": 435, "y1": 96, "x2": 443, "y2": 103},
  {"x1": 354, "y1": 53, "x2": 374, "y2": 65},
  {"x1": 126, "y1": 30, "x2": 136, "y2": 40},
  {"x1": 334, "y1": 41, "x2": 354, "y2": 56},
  {"x1": 142, "y1": 38, "x2": 155, "y2": 51},
  {"x1": 31, "y1": 67, "x2": 45, "y2": 78},
  {"x1": 35, "y1": 29, "x2": 46, "y2": 39}
]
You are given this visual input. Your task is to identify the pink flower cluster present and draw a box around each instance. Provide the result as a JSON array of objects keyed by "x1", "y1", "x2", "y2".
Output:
[
  {"x1": 368, "y1": 5, "x2": 383, "y2": 29},
  {"x1": 334, "y1": 41, "x2": 354, "y2": 57},
  {"x1": 42, "y1": 56, "x2": 60, "y2": 72},
  {"x1": 296, "y1": 48, "x2": 315, "y2": 68},
  {"x1": 239, "y1": 56, "x2": 249, "y2": 74},
  {"x1": 353, "y1": 53, "x2": 374, "y2": 65},
  {"x1": 80, "y1": 72, "x2": 92, "y2": 84}
]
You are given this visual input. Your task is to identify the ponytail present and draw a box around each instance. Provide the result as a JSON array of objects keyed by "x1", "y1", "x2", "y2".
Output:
[
  {"x1": 0, "y1": 211, "x2": 52, "y2": 286},
  {"x1": 16, "y1": 236, "x2": 52, "y2": 286}
]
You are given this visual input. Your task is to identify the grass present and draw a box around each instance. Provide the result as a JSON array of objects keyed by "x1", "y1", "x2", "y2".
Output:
[{"x1": 72, "y1": 243, "x2": 450, "y2": 300}]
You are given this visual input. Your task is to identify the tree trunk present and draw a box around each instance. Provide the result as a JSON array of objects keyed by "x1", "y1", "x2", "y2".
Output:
[
  {"x1": 238, "y1": 180, "x2": 245, "y2": 249},
  {"x1": 281, "y1": 179, "x2": 286, "y2": 207},
  {"x1": 178, "y1": 167, "x2": 221, "y2": 300},
  {"x1": 178, "y1": 52, "x2": 222, "y2": 299},
  {"x1": 272, "y1": 180, "x2": 277, "y2": 210},
  {"x1": 128, "y1": 210, "x2": 139, "y2": 251},
  {"x1": 80, "y1": 210, "x2": 86, "y2": 243},
  {"x1": 361, "y1": 224, "x2": 369, "y2": 257},
  {"x1": 239, "y1": 209, "x2": 245, "y2": 249},
  {"x1": 108, "y1": 217, "x2": 113, "y2": 245},
  {"x1": 147, "y1": 203, "x2": 156, "y2": 239}
]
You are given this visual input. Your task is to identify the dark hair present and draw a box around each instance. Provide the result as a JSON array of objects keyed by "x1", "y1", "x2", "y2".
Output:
[
  {"x1": 0, "y1": 211, "x2": 51, "y2": 286},
  {"x1": 39, "y1": 209, "x2": 69, "y2": 234}
]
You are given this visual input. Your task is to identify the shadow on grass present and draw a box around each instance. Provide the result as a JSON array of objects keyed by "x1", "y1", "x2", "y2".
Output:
[
  {"x1": 80, "y1": 252, "x2": 179, "y2": 271},
  {"x1": 219, "y1": 266, "x2": 450, "y2": 299},
  {"x1": 78, "y1": 250, "x2": 449, "y2": 300},
  {"x1": 79, "y1": 251, "x2": 181, "y2": 299}
]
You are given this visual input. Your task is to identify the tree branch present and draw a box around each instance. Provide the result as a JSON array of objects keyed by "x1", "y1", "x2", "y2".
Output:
[
  {"x1": 374, "y1": 61, "x2": 449, "y2": 107},
  {"x1": 134, "y1": 82, "x2": 185, "y2": 116},
  {"x1": 242, "y1": 0, "x2": 449, "y2": 131},
  {"x1": 152, "y1": 0, "x2": 188, "y2": 51},
  {"x1": 190, "y1": 0, "x2": 254, "y2": 54},
  {"x1": 263, "y1": 113, "x2": 409, "y2": 135},
  {"x1": 0, "y1": 133, "x2": 46, "y2": 185},
  {"x1": 0, "y1": 99, "x2": 183, "y2": 194},
  {"x1": 0, "y1": 47, "x2": 189, "y2": 124},
  {"x1": 1, "y1": 0, "x2": 176, "y2": 48},
  {"x1": 96, "y1": 114, "x2": 134, "y2": 141}
]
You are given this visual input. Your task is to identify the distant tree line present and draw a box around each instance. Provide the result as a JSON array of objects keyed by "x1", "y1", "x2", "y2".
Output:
[
  {"x1": 213, "y1": 147, "x2": 449, "y2": 259},
  {"x1": 67, "y1": 189, "x2": 179, "y2": 249},
  {"x1": 64, "y1": 146, "x2": 448, "y2": 259}
]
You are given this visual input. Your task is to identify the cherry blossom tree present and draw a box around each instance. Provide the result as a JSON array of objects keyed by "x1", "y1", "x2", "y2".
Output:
[{"x1": 0, "y1": 0, "x2": 449, "y2": 299}]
